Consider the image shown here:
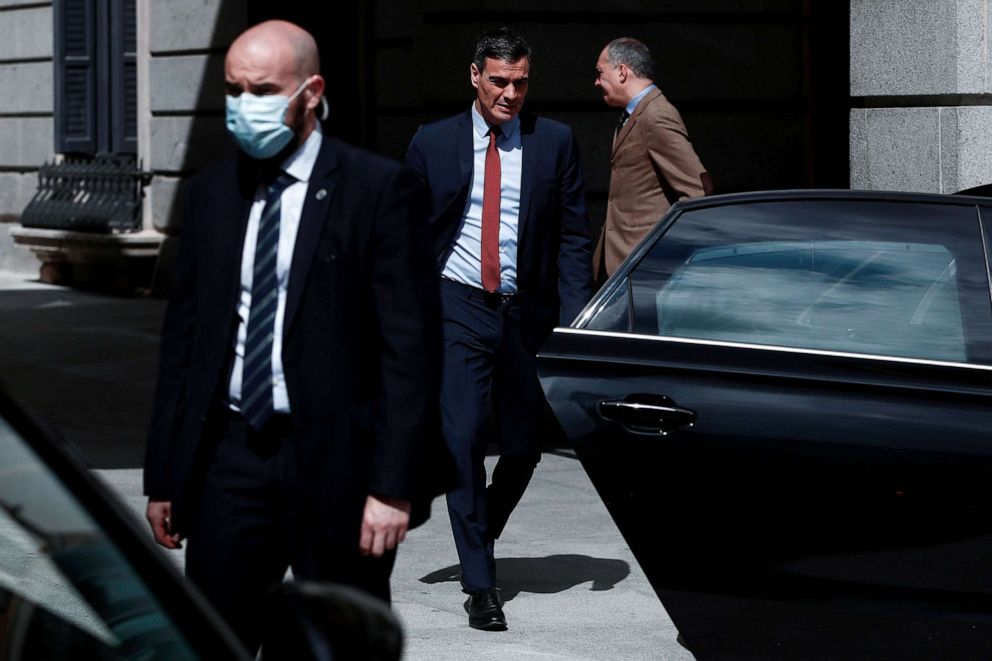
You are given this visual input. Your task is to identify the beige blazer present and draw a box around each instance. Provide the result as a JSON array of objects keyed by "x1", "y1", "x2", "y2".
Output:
[{"x1": 593, "y1": 87, "x2": 712, "y2": 280}]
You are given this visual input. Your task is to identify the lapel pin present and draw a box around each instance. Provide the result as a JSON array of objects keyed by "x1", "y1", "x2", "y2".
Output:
[{"x1": 315, "y1": 188, "x2": 327, "y2": 200}]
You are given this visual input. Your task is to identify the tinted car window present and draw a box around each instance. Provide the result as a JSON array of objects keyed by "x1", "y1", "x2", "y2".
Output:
[
  {"x1": 589, "y1": 200, "x2": 992, "y2": 363},
  {"x1": 0, "y1": 417, "x2": 197, "y2": 660}
]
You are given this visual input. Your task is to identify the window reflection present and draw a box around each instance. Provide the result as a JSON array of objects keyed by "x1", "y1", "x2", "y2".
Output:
[
  {"x1": 608, "y1": 200, "x2": 992, "y2": 362},
  {"x1": 0, "y1": 418, "x2": 196, "y2": 659},
  {"x1": 654, "y1": 241, "x2": 965, "y2": 360}
]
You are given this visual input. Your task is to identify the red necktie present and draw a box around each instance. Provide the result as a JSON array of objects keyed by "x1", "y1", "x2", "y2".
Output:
[{"x1": 481, "y1": 126, "x2": 502, "y2": 293}]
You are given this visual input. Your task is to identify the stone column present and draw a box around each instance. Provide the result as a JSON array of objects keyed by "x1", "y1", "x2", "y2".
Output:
[
  {"x1": 0, "y1": 1, "x2": 53, "y2": 273},
  {"x1": 850, "y1": 0, "x2": 992, "y2": 193}
]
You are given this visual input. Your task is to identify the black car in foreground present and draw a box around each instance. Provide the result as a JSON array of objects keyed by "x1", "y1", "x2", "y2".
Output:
[
  {"x1": 0, "y1": 384, "x2": 403, "y2": 660},
  {"x1": 539, "y1": 190, "x2": 992, "y2": 660}
]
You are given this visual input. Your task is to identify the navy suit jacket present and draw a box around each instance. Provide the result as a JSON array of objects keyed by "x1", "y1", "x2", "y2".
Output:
[
  {"x1": 144, "y1": 135, "x2": 452, "y2": 544},
  {"x1": 405, "y1": 111, "x2": 593, "y2": 350}
]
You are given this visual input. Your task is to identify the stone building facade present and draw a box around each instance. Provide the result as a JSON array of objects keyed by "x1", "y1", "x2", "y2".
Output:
[
  {"x1": 13, "y1": 1, "x2": 960, "y2": 288},
  {"x1": 850, "y1": 0, "x2": 992, "y2": 194}
]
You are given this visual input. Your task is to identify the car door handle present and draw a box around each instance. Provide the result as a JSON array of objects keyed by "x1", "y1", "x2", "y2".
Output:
[{"x1": 597, "y1": 395, "x2": 696, "y2": 436}]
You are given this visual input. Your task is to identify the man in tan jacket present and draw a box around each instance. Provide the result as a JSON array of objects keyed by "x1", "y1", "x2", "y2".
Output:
[{"x1": 593, "y1": 37, "x2": 712, "y2": 282}]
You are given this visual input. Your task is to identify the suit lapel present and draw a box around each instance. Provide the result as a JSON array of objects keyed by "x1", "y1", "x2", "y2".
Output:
[
  {"x1": 456, "y1": 111, "x2": 473, "y2": 189},
  {"x1": 518, "y1": 114, "x2": 537, "y2": 243},
  {"x1": 218, "y1": 160, "x2": 255, "y2": 315},
  {"x1": 611, "y1": 88, "x2": 662, "y2": 157},
  {"x1": 283, "y1": 136, "x2": 339, "y2": 336}
]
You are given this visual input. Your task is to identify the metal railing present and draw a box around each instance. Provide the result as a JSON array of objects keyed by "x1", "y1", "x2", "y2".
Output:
[{"x1": 20, "y1": 155, "x2": 152, "y2": 233}]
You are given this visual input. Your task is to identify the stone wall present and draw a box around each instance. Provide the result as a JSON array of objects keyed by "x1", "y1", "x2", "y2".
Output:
[
  {"x1": 0, "y1": 0, "x2": 853, "y2": 278},
  {"x1": 0, "y1": 0, "x2": 53, "y2": 273},
  {"x1": 850, "y1": 0, "x2": 992, "y2": 193},
  {"x1": 146, "y1": 0, "x2": 247, "y2": 234}
]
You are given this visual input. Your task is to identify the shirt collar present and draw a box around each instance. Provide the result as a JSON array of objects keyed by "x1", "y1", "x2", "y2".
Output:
[
  {"x1": 280, "y1": 122, "x2": 322, "y2": 183},
  {"x1": 625, "y1": 83, "x2": 657, "y2": 115},
  {"x1": 471, "y1": 102, "x2": 520, "y2": 140}
]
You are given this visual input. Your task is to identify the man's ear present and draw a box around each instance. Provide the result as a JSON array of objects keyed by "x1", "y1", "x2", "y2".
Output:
[
  {"x1": 470, "y1": 62, "x2": 481, "y2": 89},
  {"x1": 306, "y1": 75, "x2": 326, "y2": 112},
  {"x1": 617, "y1": 63, "x2": 628, "y2": 84}
]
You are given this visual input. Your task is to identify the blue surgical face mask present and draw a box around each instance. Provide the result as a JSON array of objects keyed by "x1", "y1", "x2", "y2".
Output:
[{"x1": 225, "y1": 78, "x2": 311, "y2": 160}]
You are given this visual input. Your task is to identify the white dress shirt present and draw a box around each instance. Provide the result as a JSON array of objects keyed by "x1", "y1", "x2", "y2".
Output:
[
  {"x1": 228, "y1": 124, "x2": 323, "y2": 414},
  {"x1": 441, "y1": 103, "x2": 523, "y2": 293}
]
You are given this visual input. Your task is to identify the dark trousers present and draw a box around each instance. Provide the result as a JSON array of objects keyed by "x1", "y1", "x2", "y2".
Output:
[
  {"x1": 185, "y1": 410, "x2": 396, "y2": 654},
  {"x1": 439, "y1": 279, "x2": 544, "y2": 592}
]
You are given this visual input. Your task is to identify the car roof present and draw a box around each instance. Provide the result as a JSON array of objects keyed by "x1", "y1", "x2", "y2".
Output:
[{"x1": 669, "y1": 188, "x2": 992, "y2": 213}]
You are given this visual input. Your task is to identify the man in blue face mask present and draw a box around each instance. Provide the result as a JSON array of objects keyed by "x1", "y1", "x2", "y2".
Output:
[
  {"x1": 223, "y1": 27, "x2": 319, "y2": 161},
  {"x1": 143, "y1": 20, "x2": 453, "y2": 655}
]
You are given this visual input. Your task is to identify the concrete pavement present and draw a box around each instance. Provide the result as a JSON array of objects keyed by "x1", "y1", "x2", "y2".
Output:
[{"x1": 0, "y1": 272, "x2": 692, "y2": 660}]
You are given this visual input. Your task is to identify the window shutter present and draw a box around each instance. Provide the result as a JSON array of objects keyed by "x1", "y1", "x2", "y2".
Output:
[
  {"x1": 110, "y1": 0, "x2": 137, "y2": 155},
  {"x1": 54, "y1": 0, "x2": 98, "y2": 154}
]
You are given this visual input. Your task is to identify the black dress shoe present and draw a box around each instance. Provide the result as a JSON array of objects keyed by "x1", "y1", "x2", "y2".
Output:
[{"x1": 464, "y1": 588, "x2": 507, "y2": 631}]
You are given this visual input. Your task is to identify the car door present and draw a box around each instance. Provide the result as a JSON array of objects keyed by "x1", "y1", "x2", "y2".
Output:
[{"x1": 539, "y1": 194, "x2": 992, "y2": 660}]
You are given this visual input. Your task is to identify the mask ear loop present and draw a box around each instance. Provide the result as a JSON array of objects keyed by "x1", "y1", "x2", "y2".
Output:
[{"x1": 319, "y1": 95, "x2": 329, "y2": 121}]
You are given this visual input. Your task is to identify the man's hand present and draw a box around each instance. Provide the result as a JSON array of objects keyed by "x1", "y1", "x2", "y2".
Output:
[
  {"x1": 146, "y1": 499, "x2": 184, "y2": 549},
  {"x1": 359, "y1": 495, "x2": 411, "y2": 557}
]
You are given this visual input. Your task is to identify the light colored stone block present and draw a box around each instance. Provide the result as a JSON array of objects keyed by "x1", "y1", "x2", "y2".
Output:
[
  {"x1": 849, "y1": 109, "x2": 869, "y2": 189},
  {"x1": 945, "y1": 106, "x2": 992, "y2": 191},
  {"x1": 0, "y1": 118, "x2": 54, "y2": 168},
  {"x1": 150, "y1": 55, "x2": 224, "y2": 112},
  {"x1": 149, "y1": 116, "x2": 234, "y2": 173},
  {"x1": 0, "y1": 224, "x2": 41, "y2": 274},
  {"x1": 149, "y1": 0, "x2": 247, "y2": 54},
  {"x1": 938, "y1": 107, "x2": 960, "y2": 192},
  {"x1": 0, "y1": 171, "x2": 40, "y2": 218},
  {"x1": 0, "y1": 5, "x2": 53, "y2": 60},
  {"x1": 850, "y1": 0, "x2": 991, "y2": 96},
  {"x1": 149, "y1": 175, "x2": 184, "y2": 233},
  {"x1": 0, "y1": 172, "x2": 43, "y2": 274},
  {"x1": 859, "y1": 108, "x2": 941, "y2": 192},
  {"x1": 0, "y1": 62, "x2": 53, "y2": 114},
  {"x1": 851, "y1": 105, "x2": 992, "y2": 194}
]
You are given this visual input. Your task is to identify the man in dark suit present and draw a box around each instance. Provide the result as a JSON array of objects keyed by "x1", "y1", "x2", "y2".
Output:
[
  {"x1": 406, "y1": 27, "x2": 593, "y2": 631},
  {"x1": 143, "y1": 20, "x2": 446, "y2": 653}
]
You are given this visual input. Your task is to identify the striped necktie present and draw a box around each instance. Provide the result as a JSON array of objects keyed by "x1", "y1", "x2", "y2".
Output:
[{"x1": 241, "y1": 170, "x2": 295, "y2": 431}]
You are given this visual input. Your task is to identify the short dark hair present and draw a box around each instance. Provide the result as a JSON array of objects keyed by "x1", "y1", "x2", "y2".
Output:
[
  {"x1": 473, "y1": 27, "x2": 531, "y2": 72},
  {"x1": 606, "y1": 37, "x2": 655, "y2": 80}
]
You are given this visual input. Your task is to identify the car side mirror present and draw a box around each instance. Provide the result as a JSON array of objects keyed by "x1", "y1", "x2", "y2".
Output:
[{"x1": 264, "y1": 581, "x2": 403, "y2": 661}]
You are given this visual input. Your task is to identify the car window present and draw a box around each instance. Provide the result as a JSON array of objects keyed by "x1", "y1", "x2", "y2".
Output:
[
  {"x1": 585, "y1": 200, "x2": 992, "y2": 363},
  {"x1": 0, "y1": 417, "x2": 197, "y2": 660}
]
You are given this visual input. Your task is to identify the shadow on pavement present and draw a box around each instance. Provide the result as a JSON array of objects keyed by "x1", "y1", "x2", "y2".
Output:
[{"x1": 419, "y1": 554, "x2": 631, "y2": 602}]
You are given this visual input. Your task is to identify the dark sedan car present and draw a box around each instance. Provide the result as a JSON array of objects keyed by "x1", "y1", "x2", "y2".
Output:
[
  {"x1": 0, "y1": 384, "x2": 403, "y2": 660},
  {"x1": 539, "y1": 190, "x2": 992, "y2": 660}
]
